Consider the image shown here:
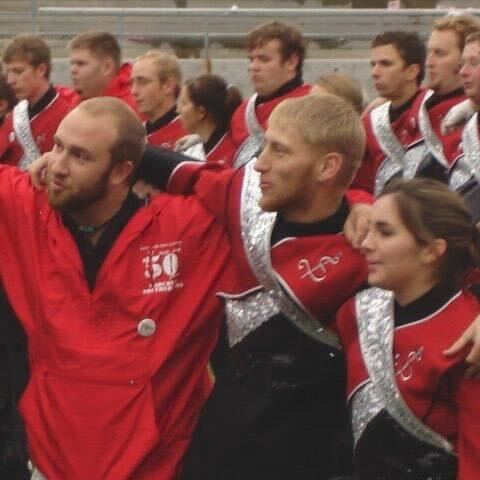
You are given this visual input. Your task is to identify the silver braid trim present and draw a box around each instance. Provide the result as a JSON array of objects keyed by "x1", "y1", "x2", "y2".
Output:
[
  {"x1": 234, "y1": 160, "x2": 340, "y2": 349},
  {"x1": 233, "y1": 94, "x2": 265, "y2": 168},
  {"x1": 13, "y1": 100, "x2": 42, "y2": 170},
  {"x1": 353, "y1": 288, "x2": 454, "y2": 453},
  {"x1": 450, "y1": 113, "x2": 480, "y2": 191}
]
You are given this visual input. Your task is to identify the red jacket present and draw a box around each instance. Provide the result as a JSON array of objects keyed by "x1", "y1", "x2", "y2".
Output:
[
  {"x1": 70, "y1": 63, "x2": 139, "y2": 115},
  {"x1": 0, "y1": 166, "x2": 233, "y2": 479},
  {"x1": 0, "y1": 87, "x2": 73, "y2": 166}
]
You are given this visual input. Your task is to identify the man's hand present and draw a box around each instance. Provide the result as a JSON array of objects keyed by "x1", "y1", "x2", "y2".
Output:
[
  {"x1": 27, "y1": 153, "x2": 50, "y2": 189},
  {"x1": 344, "y1": 203, "x2": 372, "y2": 249},
  {"x1": 441, "y1": 99, "x2": 475, "y2": 135},
  {"x1": 444, "y1": 315, "x2": 480, "y2": 378}
]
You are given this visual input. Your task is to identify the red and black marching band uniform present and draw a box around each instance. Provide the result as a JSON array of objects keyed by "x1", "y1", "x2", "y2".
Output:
[
  {"x1": 355, "y1": 90, "x2": 425, "y2": 195},
  {"x1": 441, "y1": 111, "x2": 480, "y2": 222},
  {"x1": 145, "y1": 106, "x2": 186, "y2": 150},
  {"x1": 336, "y1": 284, "x2": 480, "y2": 480},
  {"x1": 203, "y1": 128, "x2": 237, "y2": 167},
  {"x1": 415, "y1": 88, "x2": 465, "y2": 183},
  {"x1": 0, "y1": 85, "x2": 73, "y2": 167},
  {"x1": 230, "y1": 76, "x2": 311, "y2": 167},
  {"x1": 178, "y1": 127, "x2": 238, "y2": 167},
  {"x1": 137, "y1": 148, "x2": 369, "y2": 479}
]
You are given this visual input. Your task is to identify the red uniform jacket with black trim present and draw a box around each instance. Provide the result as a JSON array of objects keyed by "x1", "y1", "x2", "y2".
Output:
[
  {"x1": 167, "y1": 162, "x2": 368, "y2": 329},
  {"x1": 230, "y1": 84, "x2": 311, "y2": 150},
  {"x1": 336, "y1": 290, "x2": 480, "y2": 480},
  {"x1": 355, "y1": 90, "x2": 425, "y2": 193},
  {"x1": 421, "y1": 90, "x2": 465, "y2": 165},
  {"x1": 0, "y1": 87, "x2": 74, "y2": 166},
  {"x1": 205, "y1": 132, "x2": 237, "y2": 167},
  {"x1": 147, "y1": 116, "x2": 186, "y2": 151}
]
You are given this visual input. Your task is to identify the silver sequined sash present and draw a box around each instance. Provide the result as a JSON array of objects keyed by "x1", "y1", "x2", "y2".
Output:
[
  {"x1": 352, "y1": 288, "x2": 454, "y2": 453},
  {"x1": 418, "y1": 89, "x2": 449, "y2": 168},
  {"x1": 233, "y1": 94, "x2": 265, "y2": 169},
  {"x1": 13, "y1": 99, "x2": 42, "y2": 170},
  {"x1": 372, "y1": 102, "x2": 426, "y2": 195},
  {"x1": 450, "y1": 113, "x2": 480, "y2": 191},
  {"x1": 224, "y1": 160, "x2": 340, "y2": 349}
]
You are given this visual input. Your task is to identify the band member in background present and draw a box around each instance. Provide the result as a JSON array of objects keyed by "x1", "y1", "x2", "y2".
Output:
[
  {"x1": 415, "y1": 14, "x2": 480, "y2": 183},
  {"x1": 131, "y1": 50, "x2": 186, "y2": 149},
  {"x1": 0, "y1": 35, "x2": 73, "y2": 168},
  {"x1": 356, "y1": 31, "x2": 426, "y2": 194},
  {"x1": 175, "y1": 74, "x2": 242, "y2": 166},
  {"x1": 69, "y1": 31, "x2": 137, "y2": 112},
  {"x1": 230, "y1": 21, "x2": 311, "y2": 167}
]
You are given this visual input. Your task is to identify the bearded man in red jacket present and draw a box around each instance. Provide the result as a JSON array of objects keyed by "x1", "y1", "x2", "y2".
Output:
[{"x1": 0, "y1": 97, "x2": 233, "y2": 479}]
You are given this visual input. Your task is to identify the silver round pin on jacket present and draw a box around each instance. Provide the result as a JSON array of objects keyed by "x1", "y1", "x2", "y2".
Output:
[{"x1": 137, "y1": 318, "x2": 156, "y2": 337}]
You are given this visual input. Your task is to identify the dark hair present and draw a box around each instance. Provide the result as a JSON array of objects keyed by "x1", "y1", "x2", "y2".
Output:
[
  {"x1": 246, "y1": 21, "x2": 306, "y2": 76},
  {"x1": 69, "y1": 31, "x2": 121, "y2": 70},
  {"x1": 381, "y1": 178, "x2": 480, "y2": 286},
  {"x1": 185, "y1": 74, "x2": 242, "y2": 128},
  {"x1": 372, "y1": 31, "x2": 426, "y2": 85},
  {"x1": 3, "y1": 35, "x2": 52, "y2": 79}
]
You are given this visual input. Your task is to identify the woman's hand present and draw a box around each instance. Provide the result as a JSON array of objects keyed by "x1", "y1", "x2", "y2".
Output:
[{"x1": 444, "y1": 315, "x2": 480, "y2": 378}]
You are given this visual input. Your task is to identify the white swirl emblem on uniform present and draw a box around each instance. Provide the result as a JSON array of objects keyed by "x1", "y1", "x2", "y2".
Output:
[
  {"x1": 394, "y1": 346, "x2": 424, "y2": 381},
  {"x1": 298, "y1": 253, "x2": 341, "y2": 282}
]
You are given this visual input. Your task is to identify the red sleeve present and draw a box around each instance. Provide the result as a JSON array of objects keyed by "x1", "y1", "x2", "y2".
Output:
[
  {"x1": 168, "y1": 162, "x2": 238, "y2": 225},
  {"x1": 345, "y1": 188, "x2": 373, "y2": 206},
  {"x1": 350, "y1": 114, "x2": 378, "y2": 194},
  {"x1": 455, "y1": 377, "x2": 480, "y2": 479}
]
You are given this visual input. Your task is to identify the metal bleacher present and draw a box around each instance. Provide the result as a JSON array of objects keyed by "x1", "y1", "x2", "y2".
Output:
[
  {"x1": 2, "y1": 1, "x2": 479, "y2": 60},
  {"x1": 3, "y1": 1, "x2": 480, "y2": 97}
]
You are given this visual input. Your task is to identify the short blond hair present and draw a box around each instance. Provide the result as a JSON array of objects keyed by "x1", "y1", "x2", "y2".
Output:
[
  {"x1": 269, "y1": 94, "x2": 365, "y2": 186},
  {"x1": 314, "y1": 73, "x2": 364, "y2": 114},
  {"x1": 135, "y1": 50, "x2": 182, "y2": 85},
  {"x1": 433, "y1": 14, "x2": 480, "y2": 52}
]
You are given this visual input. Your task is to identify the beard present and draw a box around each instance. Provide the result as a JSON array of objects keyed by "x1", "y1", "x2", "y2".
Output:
[{"x1": 47, "y1": 165, "x2": 112, "y2": 213}]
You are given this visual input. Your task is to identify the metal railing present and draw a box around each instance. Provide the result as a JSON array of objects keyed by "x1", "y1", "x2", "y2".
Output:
[{"x1": 5, "y1": 6, "x2": 480, "y2": 55}]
